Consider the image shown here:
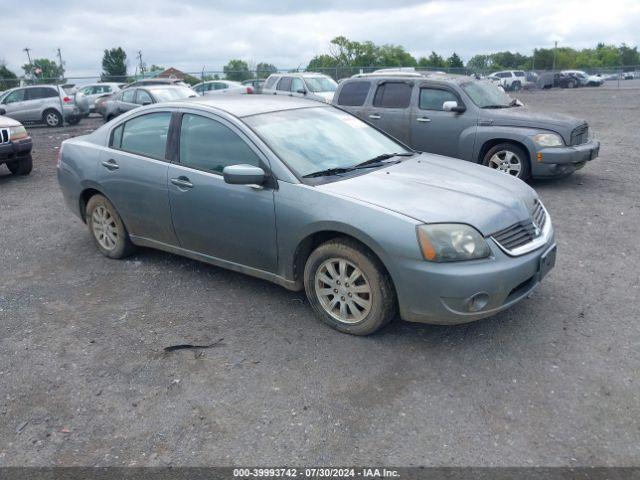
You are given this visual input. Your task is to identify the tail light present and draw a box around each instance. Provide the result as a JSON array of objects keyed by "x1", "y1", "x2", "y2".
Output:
[
  {"x1": 246, "y1": 86, "x2": 253, "y2": 94},
  {"x1": 63, "y1": 97, "x2": 73, "y2": 103}
]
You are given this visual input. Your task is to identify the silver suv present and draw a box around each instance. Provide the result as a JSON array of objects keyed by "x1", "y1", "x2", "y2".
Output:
[
  {"x1": 0, "y1": 85, "x2": 84, "y2": 127},
  {"x1": 262, "y1": 72, "x2": 338, "y2": 103}
]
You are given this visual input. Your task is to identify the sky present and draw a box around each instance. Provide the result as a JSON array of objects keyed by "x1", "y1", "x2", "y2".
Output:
[{"x1": 2, "y1": 0, "x2": 639, "y2": 79}]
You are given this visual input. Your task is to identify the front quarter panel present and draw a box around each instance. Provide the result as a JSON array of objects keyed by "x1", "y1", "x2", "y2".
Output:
[{"x1": 275, "y1": 181, "x2": 422, "y2": 288}]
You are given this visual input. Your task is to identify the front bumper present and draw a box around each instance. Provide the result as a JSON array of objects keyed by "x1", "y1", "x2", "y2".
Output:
[
  {"x1": 532, "y1": 139, "x2": 600, "y2": 177},
  {"x1": 0, "y1": 137, "x2": 33, "y2": 164},
  {"x1": 393, "y1": 233, "x2": 556, "y2": 325}
]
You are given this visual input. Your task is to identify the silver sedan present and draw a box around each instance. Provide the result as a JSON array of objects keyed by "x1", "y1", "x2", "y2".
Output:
[{"x1": 57, "y1": 96, "x2": 556, "y2": 335}]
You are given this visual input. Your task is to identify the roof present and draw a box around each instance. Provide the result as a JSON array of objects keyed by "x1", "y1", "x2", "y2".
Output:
[
  {"x1": 268, "y1": 71, "x2": 331, "y2": 78},
  {"x1": 182, "y1": 94, "x2": 328, "y2": 118},
  {"x1": 350, "y1": 71, "x2": 473, "y2": 84}
]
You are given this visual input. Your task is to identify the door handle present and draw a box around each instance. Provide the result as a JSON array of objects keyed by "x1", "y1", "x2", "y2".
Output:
[
  {"x1": 416, "y1": 117, "x2": 431, "y2": 123},
  {"x1": 170, "y1": 176, "x2": 193, "y2": 189},
  {"x1": 101, "y1": 159, "x2": 119, "y2": 170},
  {"x1": 368, "y1": 114, "x2": 381, "y2": 120}
]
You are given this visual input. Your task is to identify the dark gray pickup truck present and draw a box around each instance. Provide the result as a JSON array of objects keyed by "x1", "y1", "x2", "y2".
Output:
[{"x1": 333, "y1": 72, "x2": 600, "y2": 180}]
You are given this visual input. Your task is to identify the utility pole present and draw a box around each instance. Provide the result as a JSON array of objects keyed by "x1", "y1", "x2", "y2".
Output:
[
  {"x1": 23, "y1": 47, "x2": 33, "y2": 67},
  {"x1": 137, "y1": 50, "x2": 145, "y2": 77},
  {"x1": 552, "y1": 40, "x2": 558, "y2": 71},
  {"x1": 56, "y1": 48, "x2": 64, "y2": 68}
]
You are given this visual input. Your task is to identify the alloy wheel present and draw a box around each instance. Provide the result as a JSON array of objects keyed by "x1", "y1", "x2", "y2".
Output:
[
  {"x1": 488, "y1": 150, "x2": 522, "y2": 177},
  {"x1": 91, "y1": 205, "x2": 118, "y2": 251},
  {"x1": 46, "y1": 112, "x2": 60, "y2": 127},
  {"x1": 314, "y1": 258, "x2": 372, "y2": 324}
]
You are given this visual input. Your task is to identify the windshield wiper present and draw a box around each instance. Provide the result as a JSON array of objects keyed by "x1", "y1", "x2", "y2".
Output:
[
  {"x1": 353, "y1": 152, "x2": 416, "y2": 169},
  {"x1": 302, "y1": 167, "x2": 355, "y2": 178}
]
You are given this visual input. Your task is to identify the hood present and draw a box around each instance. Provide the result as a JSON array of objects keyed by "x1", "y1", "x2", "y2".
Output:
[
  {"x1": 0, "y1": 115, "x2": 23, "y2": 128},
  {"x1": 481, "y1": 105, "x2": 586, "y2": 142},
  {"x1": 317, "y1": 154, "x2": 538, "y2": 236},
  {"x1": 311, "y1": 91, "x2": 335, "y2": 103}
]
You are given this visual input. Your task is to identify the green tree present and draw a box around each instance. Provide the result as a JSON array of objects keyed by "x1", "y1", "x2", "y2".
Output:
[
  {"x1": 22, "y1": 58, "x2": 64, "y2": 83},
  {"x1": 255, "y1": 62, "x2": 277, "y2": 79},
  {"x1": 619, "y1": 44, "x2": 639, "y2": 67},
  {"x1": 418, "y1": 51, "x2": 446, "y2": 69},
  {"x1": 101, "y1": 47, "x2": 128, "y2": 82},
  {"x1": 148, "y1": 64, "x2": 165, "y2": 72},
  {"x1": 223, "y1": 59, "x2": 251, "y2": 81},
  {"x1": 0, "y1": 61, "x2": 19, "y2": 90},
  {"x1": 377, "y1": 44, "x2": 417, "y2": 67},
  {"x1": 447, "y1": 52, "x2": 464, "y2": 69},
  {"x1": 466, "y1": 54, "x2": 490, "y2": 73}
]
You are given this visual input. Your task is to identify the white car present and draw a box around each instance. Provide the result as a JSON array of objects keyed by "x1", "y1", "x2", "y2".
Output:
[
  {"x1": 192, "y1": 80, "x2": 249, "y2": 96},
  {"x1": 561, "y1": 70, "x2": 603, "y2": 87},
  {"x1": 78, "y1": 83, "x2": 125, "y2": 112},
  {"x1": 262, "y1": 72, "x2": 338, "y2": 103},
  {"x1": 488, "y1": 70, "x2": 528, "y2": 91}
]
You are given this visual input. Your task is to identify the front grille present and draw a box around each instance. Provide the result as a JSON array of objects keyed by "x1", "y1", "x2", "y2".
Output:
[
  {"x1": 570, "y1": 124, "x2": 589, "y2": 145},
  {"x1": 0, "y1": 128, "x2": 9, "y2": 144},
  {"x1": 492, "y1": 200, "x2": 547, "y2": 253}
]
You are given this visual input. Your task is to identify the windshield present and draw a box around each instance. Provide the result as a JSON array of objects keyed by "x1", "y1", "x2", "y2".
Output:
[
  {"x1": 461, "y1": 80, "x2": 513, "y2": 108},
  {"x1": 304, "y1": 77, "x2": 338, "y2": 93},
  {"x1": 244, "y1": 107, "x2": 407, "y2": 178},
  {"x1": 151, "y1": 87, "x2": 196, "y2": 102}
]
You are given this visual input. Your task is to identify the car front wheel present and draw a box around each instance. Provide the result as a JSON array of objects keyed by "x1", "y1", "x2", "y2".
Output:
[
  {"x1": 86, "y1": 194, "x2": 136, "y2": 259},
  {"x1": 7, "y1": 155, "x2": 33, "y2": 175},
  {"x1": 483, "y1": 143, "x2": 531, "y2": 180},
  {"x1": 304, "y1": 238, "x2": 396, "y2": 335}
]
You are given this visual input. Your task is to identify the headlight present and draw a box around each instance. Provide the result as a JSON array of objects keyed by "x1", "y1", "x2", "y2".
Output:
[
  {"x1": 417, "y1": 224, "x2": 491, "y2": 262},
  {"x1": 9, "y1": 125, "x2": 29, "y2": 140},
  {"x1": 532, "y1": 133, "x2": 563, "y2": 147}
]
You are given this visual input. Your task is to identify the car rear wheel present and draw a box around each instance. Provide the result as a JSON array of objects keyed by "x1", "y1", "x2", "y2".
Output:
[
  {"x1": 512, "y1": 81, "x2": 522, "y2": 92},
  {"x1": 43, "y1": 109, "x2": 63, "y2": 127},
  {"x1": 86, "y1": 194, "x2": 136, "y2": 259},
  {"x1": 6, "y1": 155, "x2": 33, "y2": 175},
  {"x1": 304, "y1": 238, "x2": 396, "y2": 335},
  {"x1": 483, "y1": 143, "x2": 531, "y2": 180}
]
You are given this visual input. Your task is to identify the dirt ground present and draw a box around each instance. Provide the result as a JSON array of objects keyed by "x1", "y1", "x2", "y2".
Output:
[{"x1": 1, "y1": 82, "x2": 639, "y2": 467}]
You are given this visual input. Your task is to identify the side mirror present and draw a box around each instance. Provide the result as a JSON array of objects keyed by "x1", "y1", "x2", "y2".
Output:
[
  {"x1": 141, "y1": 101, "x2": 151, "y2": 106},
  {"x1": 223, "y1": 164, "x2": 266, "y2": 186},
  {"x1": 443, "y1": 100, "x2": 466, "y2": 113},
  {"x1": 297, "y1": 89, "x2": 307, "y2": 95}
]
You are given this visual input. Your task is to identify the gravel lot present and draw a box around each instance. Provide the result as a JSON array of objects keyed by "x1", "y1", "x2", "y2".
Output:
[{"x1": 1, "y1": 82, "x2": 639, "y2": 467}]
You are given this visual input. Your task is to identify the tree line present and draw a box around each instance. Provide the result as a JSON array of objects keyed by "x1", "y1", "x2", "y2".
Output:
[{"x1": 2, "y1": 38, "x2": 639, "y2": 90}]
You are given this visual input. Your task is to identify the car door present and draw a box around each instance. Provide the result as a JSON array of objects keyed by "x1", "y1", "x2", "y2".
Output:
[
  {"x1": 117, "y1": 88, "x2": 137, "y2": 114},
  {"x1": 410, "y1": 83, "x2": 477, "y2": 159},
  {"x1": 167, "y1": 111, "x2": 278, "y2": 273},
  {"x1": 366, "y1": 80, "x2": 412, "y2": 144},
  {"x1": 25, "y1": 87, "x2": 52, "y2": 122},
  {"x1": 0, "y1": 89, "x2": 29, "y2": 122},
  {"x1": 275, "y1": 77, "x2": 292, "y2": 97},
  {"x1": 97, "y1": 111, "x2": 178, "y2": 245},
  {"x1": 290, "y1": 77, "x2": 306, "y2": 98}
]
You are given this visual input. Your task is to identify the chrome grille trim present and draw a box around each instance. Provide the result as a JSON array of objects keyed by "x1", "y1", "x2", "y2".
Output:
[
  {"x1": 0, "y1": 128, "x2": 9, "y2": 144},
  {"x1": 570, "y1": 124, "x2": 589, "y2": 145},
  {"x1": 491, "y1": 200, "x2": 552, "y2": 256}
]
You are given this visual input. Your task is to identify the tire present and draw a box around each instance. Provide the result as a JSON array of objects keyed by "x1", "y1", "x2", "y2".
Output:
[
  {"x1": 303, "y1": 238, "x2": 396, "y2": 335},
  {"x1": 86, "y1": 194, "x2": 136, "y2": 259},
  {"x1": 482, "y1": 142, "x2": 531, "y2": 180},
  {"x1": 105, "y1": 115, "x2": 114, "y2": 123},
  {"x1": 67, "y1": 117, "x2": 80, "y2": 126},
  {"x1": 512, "y1": 81, "x2": 522, "y2": 92},
  {"x1": 6, "y1": 155, "x2": 33, "y2": 175},
  {"x1": 43, "y1": 109, "x2": 63, "y2": 127},
  {"x1": 567, "y1": 80, "x2": 575, "y2": 88}
]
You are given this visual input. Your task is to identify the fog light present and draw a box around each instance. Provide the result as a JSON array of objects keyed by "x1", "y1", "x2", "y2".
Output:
[{"x1": 466, "y1": 292, "x2": 490, "y2": 312}]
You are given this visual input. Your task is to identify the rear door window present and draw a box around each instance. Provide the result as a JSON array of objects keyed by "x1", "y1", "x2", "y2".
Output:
[
  {"x1": 118, "y1": 112, "x2": 172, "y2": 159},
  {"x1": 373, "y1": 82, "x2": 412, "y2": 108},
  {"x1": 337, "y1": 81, "x2": 370, "y2": 106},
  {"x1": 122, "y1": 89, "x2": 136, "y2": 103},
  {"x1": 419, "y1": 88, "x2": 458, "y2": 110},
  {"x1": 277, "y1": 77, "x2": 292, "y2": 91}
]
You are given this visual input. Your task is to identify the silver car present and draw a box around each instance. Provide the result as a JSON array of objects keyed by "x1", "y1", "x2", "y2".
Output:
[
  {"x1": 0, "y1": 85, "x2": 84, "y2": 127},
  {"x1": 102, "y1": 85, "x2": 197, "y2": 121},
  {"x1": 57, "y1": 96, "x2": 556, "y2": 336},
  {"x1": 263, "y1": 72, "x2": 338, "y2": 103},
  {"x1": 193, "y1": 80, "x2": 248, "y2": 95},
  {"x1": 78, "y1": 83, "x2": 124, "y2": 112}
]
